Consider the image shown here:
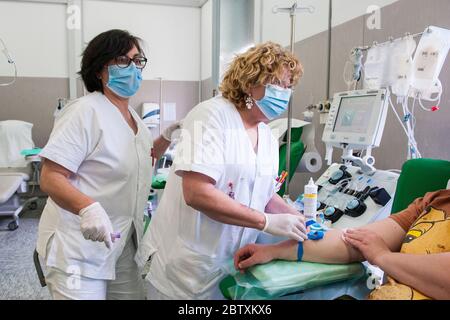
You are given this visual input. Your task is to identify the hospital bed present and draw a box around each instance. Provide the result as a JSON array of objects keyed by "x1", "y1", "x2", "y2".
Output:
[
  {"x1": 219, "y1": 158, "x2": 450, "y2": 300},
  {"x1": 0, "y1": 120, "x2": 39, "y2": 230},
  {"x1": 0, "y1": 172, "x2": 36, "y2": 230}
]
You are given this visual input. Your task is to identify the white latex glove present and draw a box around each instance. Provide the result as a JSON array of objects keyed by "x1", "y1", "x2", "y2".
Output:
[
  {"x1": 79, "y1": 202, "x2": 114, "y2": 249},
  {"x1": 162, "y1": 121, "x2": 182, "y2": 141},
  {"x1": 262, "y1": 212, "x2": 308, "y2": 242}
]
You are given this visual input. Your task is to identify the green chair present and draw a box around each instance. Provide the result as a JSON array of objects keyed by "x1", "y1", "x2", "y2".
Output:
[{"x1": 390, "y1": 158, "x2": 450, "y2": 214}]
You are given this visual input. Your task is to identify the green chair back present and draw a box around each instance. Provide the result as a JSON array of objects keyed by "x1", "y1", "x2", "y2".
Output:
[{"x1": 391, "y1": 158, "x2": 450, "y2": 214}]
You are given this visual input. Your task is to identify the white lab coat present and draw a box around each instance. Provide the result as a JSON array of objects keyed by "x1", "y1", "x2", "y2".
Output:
[
  {"x1": 37, "y1": 92, "x2": 153, "y2": 280},
  {"x1": 136, "y1": 96, "x2": 279, "y2": 299}
]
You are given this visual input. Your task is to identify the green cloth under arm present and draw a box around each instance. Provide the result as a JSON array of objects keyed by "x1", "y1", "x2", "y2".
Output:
[{"x1": 219, "y1": 258, "x2": 366, "y2": 300}]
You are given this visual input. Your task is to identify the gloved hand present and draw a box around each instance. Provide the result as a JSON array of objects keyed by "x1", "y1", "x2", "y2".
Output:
[
  {"x1": 262, "y1": 212, "x2": 308, "y2": 242},
  {"x1": 162, "y1": 121, "x2": 182, "y2": 142},
  {"x1": 79, "y1": 202, "x2": 114, "y2": 249}
]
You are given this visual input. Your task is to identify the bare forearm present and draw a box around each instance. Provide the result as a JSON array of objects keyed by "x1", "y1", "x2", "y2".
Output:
[
  {"x1": 265, "y1": 194, "x2": 299, "y2": 215},
  {"x1": 269, "y1": 229, "x2": 363, "y2": 263},
  {"x1": 41, "y1": 173, "x2": 94, "y2": 214},
  {"x1": 377, "y1": 252, "x2": 450, "y2": 299},
  {"x1": 153, "y1": 136, "x2": 171, "y2": 160},
  {"x1": 186, "y1": 184, "x2": 266, "y2": 230}
]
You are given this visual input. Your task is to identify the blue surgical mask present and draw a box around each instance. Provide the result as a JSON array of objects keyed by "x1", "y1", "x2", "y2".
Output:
[
  {"x1": 106, "y1": 63, "x2": 142, "y2": 98},
  {"x1": 255, "y1": 84, "x2": 292, "y2": 120}
]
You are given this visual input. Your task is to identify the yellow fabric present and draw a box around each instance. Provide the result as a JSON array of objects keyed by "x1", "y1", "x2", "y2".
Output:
[{"x1": 369, "y1": 206, "x2": 450, "y2": 300}]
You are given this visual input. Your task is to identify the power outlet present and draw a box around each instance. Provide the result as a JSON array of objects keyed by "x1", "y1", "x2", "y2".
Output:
[{"x1": 319, "y1": 112, "x2": 329, "y2": 124}]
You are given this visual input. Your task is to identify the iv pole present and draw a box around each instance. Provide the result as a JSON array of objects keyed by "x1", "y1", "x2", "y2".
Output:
[
  {"x1": 272, "y1": 2, "x2": 314, "y2": 199},
  {"x1": 158, "y1": 77, "x2": 163, "y2": 136}
]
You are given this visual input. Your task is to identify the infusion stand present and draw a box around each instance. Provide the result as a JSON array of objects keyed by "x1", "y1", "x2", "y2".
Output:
[{"x1": 272, "y1": 1, "x2": 314, "y2": 199}]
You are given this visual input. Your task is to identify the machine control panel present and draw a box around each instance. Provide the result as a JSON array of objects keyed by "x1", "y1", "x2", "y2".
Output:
[{"x1": 316, "y1": 163, "x2": 399, "y2": 229}]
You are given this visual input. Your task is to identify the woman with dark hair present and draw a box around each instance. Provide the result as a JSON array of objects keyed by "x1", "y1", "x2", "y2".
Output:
[{"x1": 36, "y1": 29, "x2": 178, "y2": 300}]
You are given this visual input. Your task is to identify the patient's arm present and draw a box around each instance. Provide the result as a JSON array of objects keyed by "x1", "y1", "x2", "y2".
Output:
[
  {"x1": 344, "y1": 228, "x2": 450, "y2": 300},
  {"x1": 376, "y1": 253, "x2": 450, "y2": 299},
  {"x1": 234, "y1": 218, "x2": 405, "y2": 270}
]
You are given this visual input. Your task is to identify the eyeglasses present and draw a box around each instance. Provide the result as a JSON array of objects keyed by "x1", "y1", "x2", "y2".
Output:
[
  {"x1": 115, "y1": 55, "x2": 148, "y2": 69},
  {"x1": 272, "y1": 78, "x2": 292, "y2": 89},
  {"x1": 272, "y1": 80, "x2": 292, "y2": 89}
]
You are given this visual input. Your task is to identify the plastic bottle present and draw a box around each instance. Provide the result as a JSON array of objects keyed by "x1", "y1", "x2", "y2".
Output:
[{"x1": 304, "y1": 178, "x2": 318, "y2": 221}]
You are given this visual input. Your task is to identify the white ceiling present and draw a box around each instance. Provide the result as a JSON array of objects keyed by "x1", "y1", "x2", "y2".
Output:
[
  {"x1": 89, "y1": 0, "x2": 208, "y2": 8},
  {"x1": 0, "y1": 0, "x2": 209, "y2": 8}
]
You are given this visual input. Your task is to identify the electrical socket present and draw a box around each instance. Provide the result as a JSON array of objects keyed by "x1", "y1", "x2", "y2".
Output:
[{"x1": 320, "y1": 112, "x2": 329, "y2": 124}]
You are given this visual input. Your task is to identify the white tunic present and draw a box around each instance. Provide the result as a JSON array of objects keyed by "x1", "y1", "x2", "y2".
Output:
[
  {"x1": 136, "y1": 96, "x2": 279, "y2": 299},
  {"x1": 37, "y1": 92, "x2": 153, "y2": 280}
]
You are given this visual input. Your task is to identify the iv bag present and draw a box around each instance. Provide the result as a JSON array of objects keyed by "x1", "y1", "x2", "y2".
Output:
[
  {"x1": 413, "y1": 78, "x2": 442, "y2": 101},
  {"x1": 364, "y1": 37, "x2": 416, "y2": 93},
  {"x1": 363, "y1": 43, "x2": 391, "y2": 89},
  {"x1": 410, "y1": 26, "x2": 450, "y2": 99},
  {"x1": 390, "y1": 37, "x2": 417, "y2": 97}
]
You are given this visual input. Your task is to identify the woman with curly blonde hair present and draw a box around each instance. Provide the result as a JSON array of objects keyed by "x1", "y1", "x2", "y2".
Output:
[
  {"x1": 138, "y1": 42, "x2": 306, "y2": 300},
  {"x1": 220, "y1": 41, "x2": 303, "y2": 111}
]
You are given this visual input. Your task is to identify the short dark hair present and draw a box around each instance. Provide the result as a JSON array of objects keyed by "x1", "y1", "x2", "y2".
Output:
[{"x1": 79, "y1": 29, "x2": 144, "y2": 93}]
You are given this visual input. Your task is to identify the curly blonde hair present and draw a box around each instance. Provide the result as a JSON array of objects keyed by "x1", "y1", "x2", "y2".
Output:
[{"x1": 219, "y1": 42, "x2": 303, "y2": 110}]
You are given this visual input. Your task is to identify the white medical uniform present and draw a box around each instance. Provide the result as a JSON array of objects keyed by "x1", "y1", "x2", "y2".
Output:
[
  {"x1": 36, "y1": 92, "x2": 153, "y2": 299},
  {"x1": 136, "y1": 96, "x2": 279, "y2": 299}
]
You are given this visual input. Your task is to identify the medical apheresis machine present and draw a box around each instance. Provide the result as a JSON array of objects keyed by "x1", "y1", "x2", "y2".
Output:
[{"x1": 315, "y1": 88, "x2": 398, "y2": 229}]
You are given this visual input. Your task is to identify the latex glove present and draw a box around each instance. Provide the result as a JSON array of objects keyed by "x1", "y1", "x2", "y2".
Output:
[
  {"x1": 162, "y1": 121, "x2": 182, "y2": 141},
  {"x1": 262, "y1": 212, "x2": 308, "y2": 242},
  {"x1": 79, "y1": 202, "x2": 114, "y2": 249}
]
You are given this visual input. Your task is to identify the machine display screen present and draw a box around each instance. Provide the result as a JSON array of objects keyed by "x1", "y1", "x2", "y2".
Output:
[{"x1": 333, "y1": 95, "x2": 376, "y2": 134}]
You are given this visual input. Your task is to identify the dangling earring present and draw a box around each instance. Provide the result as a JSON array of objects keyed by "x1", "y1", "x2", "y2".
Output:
[{"x1": 245, "y1": 95, "x2": 253, "y2": 109}]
